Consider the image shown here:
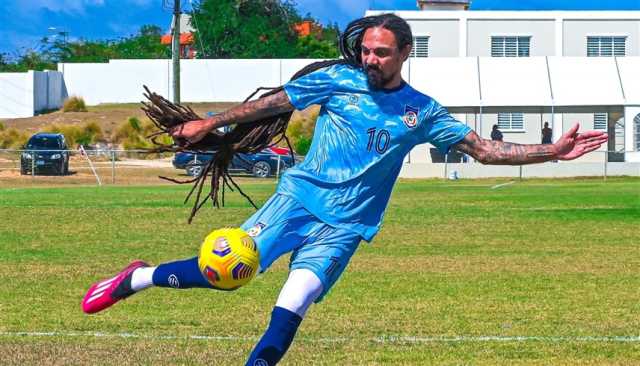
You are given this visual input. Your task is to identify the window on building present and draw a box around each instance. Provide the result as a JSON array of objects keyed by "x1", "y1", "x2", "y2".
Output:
[
  {"x1": 587, "y1": 36, "x2": 626, "y2": 57},
  {"x1": 410, "y1": 36, "x2": 429, "y2": 57},
  {"x1": 593, "y1": 113, "x2": 608, "y2": 130},
  {"x1": 497, "y1": 113, "x2": 524, "y2": 130},
  {"x1": 491, "y1": 36, "x2": 530, "y2": 57}
]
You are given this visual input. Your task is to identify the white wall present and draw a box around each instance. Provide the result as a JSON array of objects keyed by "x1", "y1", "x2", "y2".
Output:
[
  {"x1": 60, "y1": 60, "x2": 169, "y2": 105},
  {"x1": 0, "y1": 72, "x2": 33, "y2": 118},
  {"x1": 60, "y1": 59, "x2": 328, "y2": 105},
  {"x1": 180, "y1": 59, "x2": 281, "y2": 102},
  {"x1": 0, "y1": 70, "x2": 64, "y2": 118}
]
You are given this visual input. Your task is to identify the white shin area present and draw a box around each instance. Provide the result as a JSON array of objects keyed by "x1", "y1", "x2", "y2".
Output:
[{"x1": 274, "y1": 268, "x2": 323, "y2": 318}]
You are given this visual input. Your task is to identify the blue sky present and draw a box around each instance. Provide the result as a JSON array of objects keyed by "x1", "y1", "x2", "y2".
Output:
[{"x1": 1, "y1": 0, "x2": 639, "y2": 56}]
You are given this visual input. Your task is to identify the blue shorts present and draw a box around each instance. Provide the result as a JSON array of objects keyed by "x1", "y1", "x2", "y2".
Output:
[{"x1": 241, "y1": 193, "x2": 362, "y2": 302}]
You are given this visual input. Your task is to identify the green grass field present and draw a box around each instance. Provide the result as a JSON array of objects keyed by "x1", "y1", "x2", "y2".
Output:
[{"x1": 0, "y1": 178, "x2": 638, "y2": 365}]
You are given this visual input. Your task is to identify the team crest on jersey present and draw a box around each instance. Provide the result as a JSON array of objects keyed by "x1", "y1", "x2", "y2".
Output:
[
  {"x1": 403, "y1": 105, "x2": 419, "y2": 129},
  {"x1": 247, "y1": 222, "x2": 266, "y2": 237},
  {"x1": 348, "y1": 94, "x2": 359, "y2": 105}
]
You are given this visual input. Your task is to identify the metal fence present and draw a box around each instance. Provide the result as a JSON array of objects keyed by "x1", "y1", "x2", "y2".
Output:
[
  {"x1": 0, "y1": 149, "x2": 637, "y2": 187},
  {"x1": 0, "y1": 149, "x2": 292, "y2": 186}
]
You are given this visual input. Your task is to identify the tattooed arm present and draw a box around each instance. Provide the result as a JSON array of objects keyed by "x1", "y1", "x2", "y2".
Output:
[
  {"x1": 454, "y1": 130, "x2": 556, "y2": 165},
  {"x1": 170, "y1": 90, "x2": 294, "y2": 144},
  {"x1": 454, "y1": 123, "x2": 608, "y2": 164}
]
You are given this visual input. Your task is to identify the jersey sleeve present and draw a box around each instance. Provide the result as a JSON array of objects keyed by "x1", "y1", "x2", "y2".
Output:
[
  {"x1": 420, "y1": 100, "x2": 472, "y2": 154},
  {"x1": 283, "y1": 65, "x2": 337, "y2": 110}
]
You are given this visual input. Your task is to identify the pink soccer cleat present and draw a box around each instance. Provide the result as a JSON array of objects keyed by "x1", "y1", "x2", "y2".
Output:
[{"x1": 81, "y1": 260, "x2": 149, "y2": 314}]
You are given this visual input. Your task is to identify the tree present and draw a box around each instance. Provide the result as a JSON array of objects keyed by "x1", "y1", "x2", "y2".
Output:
[
  {"x1": 0, "y1": 24, "x2": 170, "y2": 71},
  {"x1": 191, "y1": 0, "x2": 337, "y2": 59},
  {"x1": 191, "y1": 0, "x2": 300, "y2": 58},
  {"x1": 11, "y1": 51, "x2": 55, "y2": 72},
  {"x1": 113, "y1": 25, "x2": 169, "y2": 59},
  {"x1": 295, "y1": 35, "x2": 339, "y2": 58}
]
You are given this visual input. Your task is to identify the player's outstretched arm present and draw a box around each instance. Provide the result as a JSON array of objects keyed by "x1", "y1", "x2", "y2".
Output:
[
  {"x1": 454, "y1": 123, "x2": 608, "y2": 165},
  {"x1": 170, "y1": 90, "x2": 294, "y2": 144}
]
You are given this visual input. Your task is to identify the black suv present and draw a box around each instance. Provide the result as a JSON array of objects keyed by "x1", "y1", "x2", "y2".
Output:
[{"x1": 20, "y1": 133, "x2": 70, "y2": 175}]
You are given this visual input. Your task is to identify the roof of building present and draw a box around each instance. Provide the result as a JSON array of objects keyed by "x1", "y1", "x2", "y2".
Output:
[
  {"x1": 405, "y1": 56, "x2": 640, "y2": 107},
  {"x1": 366, "y1": 10, "x2": 640, "y2": 19},
  {"x1": 160, "y1": 33, "x2": 194, "y2": 45}
]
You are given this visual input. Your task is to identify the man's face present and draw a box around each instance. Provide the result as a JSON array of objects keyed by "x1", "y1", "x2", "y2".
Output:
[{"x1": 360, "y1": 26, "x2": 410, "y2": 89}]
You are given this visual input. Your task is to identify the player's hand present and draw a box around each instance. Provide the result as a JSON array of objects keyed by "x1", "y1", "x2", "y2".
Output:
[
  {"x1": 554, "y1": 123, "x2": 608, "y2": 161},
  {"x1": 169, "y1": 119, "x2": 213, "y2": 146}
]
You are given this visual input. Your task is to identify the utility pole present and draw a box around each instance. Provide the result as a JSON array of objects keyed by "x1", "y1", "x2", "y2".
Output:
[{"x1": 172, "y1": 0, "x2": 181, "y2": 103}]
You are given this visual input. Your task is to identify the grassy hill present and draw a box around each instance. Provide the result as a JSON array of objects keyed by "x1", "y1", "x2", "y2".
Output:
[{"x1": 2, "y1": 102, "x2": 237, "y2": 136}]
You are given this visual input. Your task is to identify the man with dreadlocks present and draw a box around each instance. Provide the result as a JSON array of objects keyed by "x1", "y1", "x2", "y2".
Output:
[{"x1": 82, "y1": 13, "x2": 607, "y2": 365}]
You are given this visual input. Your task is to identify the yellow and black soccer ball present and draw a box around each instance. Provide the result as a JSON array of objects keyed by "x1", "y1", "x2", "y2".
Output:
[{"x1": 198, "y1": 228, "x2": 259, "y2": 290}]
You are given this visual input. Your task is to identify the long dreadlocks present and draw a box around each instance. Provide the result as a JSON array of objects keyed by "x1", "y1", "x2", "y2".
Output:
[{"x1": 142, "y1": 13, "x2": 413, "y2": 223}]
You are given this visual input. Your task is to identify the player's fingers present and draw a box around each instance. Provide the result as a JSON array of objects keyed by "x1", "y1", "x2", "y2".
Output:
[
  {"x1": 581, "y1": 145, "x2": 602, "y2": 155},
  {"x1": 564, "y1": 123, "x2": 580, "y2": 137},
  {"x1": 576, "y1": 130, "x2": 606, "y2": 140},
  {"x1": 574, "y1": 138, "x2": 606, "y2": 153},
  {"x1": 590, "y1": 136, "x2": 609, "y2": 147},
  {"x1": 579, "y1": 139, "x2": 606, "y2": 150}
]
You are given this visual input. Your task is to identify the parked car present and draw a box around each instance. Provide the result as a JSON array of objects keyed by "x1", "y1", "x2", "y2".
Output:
[
  {"x1": 173, "y1": 147, "x2": 295, "y2": 178},
  {"x1": 20, "y1": 133, "x2": 70, "y2": 175}
]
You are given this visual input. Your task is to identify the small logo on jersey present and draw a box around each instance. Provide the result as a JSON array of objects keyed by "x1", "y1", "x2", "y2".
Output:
[
  {"x1": 348, "y1": 94, "x2": 359, "y2": 105},
  {"x1": 254, "y1": 359, "x2": 268, "y2": 366},
  {"x1": 247, "y1": 222, "x2": 266, "y2": 237},
  {"x1": 403, "y1": 105, "x2": 419, "y2": 129},
  {"x1": 168, "y1": 274, "x2": 180, "y2": 288}
]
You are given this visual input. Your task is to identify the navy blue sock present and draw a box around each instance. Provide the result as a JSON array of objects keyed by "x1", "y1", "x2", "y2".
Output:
[
  {"x1": 245, "y1": 306, "x2": 302, "y2": 366},
  {"x1": 152, "y1": 257, "x2": 213, "y2": 289}
]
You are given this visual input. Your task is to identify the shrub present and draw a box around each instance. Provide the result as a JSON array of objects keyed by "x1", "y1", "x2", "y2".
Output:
[
  {"x1": 62, "y1": 96, "x2": 87, "y2": 112},
  {"x1": 79, "y1": 121, "x2": 103, "y2": 145},
  {"x1": 41, "y1": 121, "x2": 103, "y2": 147},
  {"x1": 0, "y1": 128, "x2": 29, "y2": 149},
  {"x1": 113, "y1": 116, "x2": 172, "y2": 154},
  {"x1": 0, "y1": 122, "x2": 5, "y2": 131}
]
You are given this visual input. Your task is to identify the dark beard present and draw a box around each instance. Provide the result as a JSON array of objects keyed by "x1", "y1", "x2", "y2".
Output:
[{"x1": 364, "y1": 64, "x2": 390, "y2": 89}]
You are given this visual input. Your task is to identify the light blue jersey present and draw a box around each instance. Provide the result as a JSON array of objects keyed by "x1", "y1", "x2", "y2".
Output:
[{"x1": 279, "y1": 63, "x2": 471, "y2": 241}]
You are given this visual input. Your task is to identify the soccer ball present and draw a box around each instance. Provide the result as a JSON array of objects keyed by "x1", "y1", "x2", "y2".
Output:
[{"x1": 198, "y1": 228, "x2": 260, "y2": 290}]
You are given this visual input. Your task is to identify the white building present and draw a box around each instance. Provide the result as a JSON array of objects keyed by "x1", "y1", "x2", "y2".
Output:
[{"x1": 367, "y1": 8, "x2": 640, "y2": 164}]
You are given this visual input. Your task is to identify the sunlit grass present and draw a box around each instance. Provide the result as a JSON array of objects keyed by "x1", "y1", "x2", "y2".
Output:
[{"x1": 0, "y1": 177, "x2": 638, "y2": 365}]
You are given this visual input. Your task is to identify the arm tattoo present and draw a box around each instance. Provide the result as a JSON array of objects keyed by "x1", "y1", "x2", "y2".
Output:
[
  {"x1": 454, "y1": 130, "x2": 557, "y2": 165},
  {"x1": 212, "y1": 90, "x2": 294, "y2": 129}
]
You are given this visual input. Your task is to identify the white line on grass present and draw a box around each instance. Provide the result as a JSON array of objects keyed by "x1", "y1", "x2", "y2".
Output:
[
  {"x1": 491, "y1": 181, "x2": 516, "y2": 189},
  {"x1": 1, "y1": 331, "x2": 639, "y2": 343}
]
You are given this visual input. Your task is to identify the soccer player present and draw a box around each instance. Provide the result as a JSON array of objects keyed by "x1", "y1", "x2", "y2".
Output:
[{"x1": 82, "y1": 14, "x2": 608, "y2": 365}]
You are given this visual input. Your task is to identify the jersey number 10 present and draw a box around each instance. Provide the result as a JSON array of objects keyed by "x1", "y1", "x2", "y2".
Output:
[{"x1": 366, "y1": 127, "x2": 391, "y2": 154}]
